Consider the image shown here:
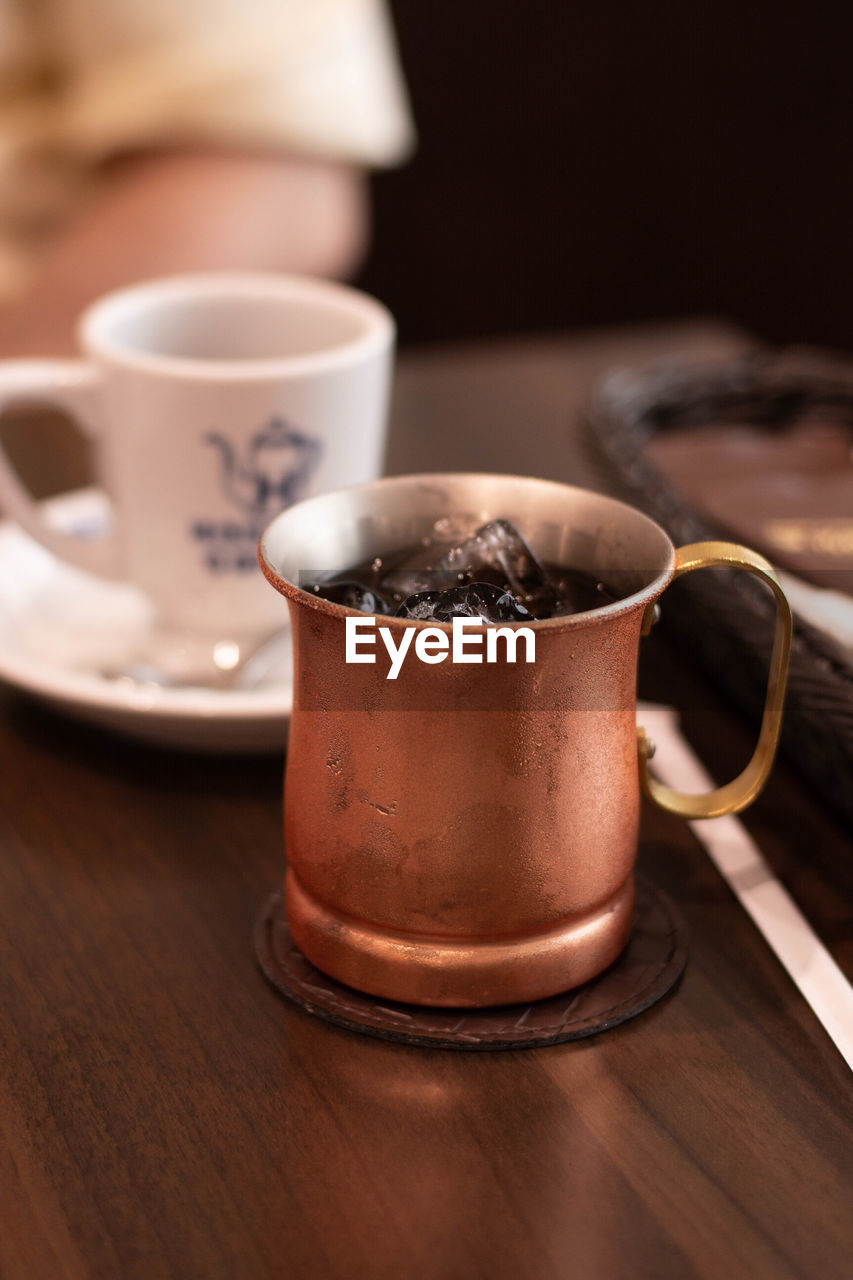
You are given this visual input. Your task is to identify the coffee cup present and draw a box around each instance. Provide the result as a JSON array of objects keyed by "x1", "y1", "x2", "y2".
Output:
[
  {"x1": 259, "y1": 472, "x2": 792, "y2": 1007},
  {"x1": 0, "y1": 273, "x2": 394, "y2": 658}
]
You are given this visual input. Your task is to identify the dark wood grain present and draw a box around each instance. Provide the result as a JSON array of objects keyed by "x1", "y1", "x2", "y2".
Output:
[{"x1": 1, "y1": 323, "x2": 851, "y2": 1280}]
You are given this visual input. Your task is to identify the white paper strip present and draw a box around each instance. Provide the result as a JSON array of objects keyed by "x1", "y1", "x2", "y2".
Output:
[{"x1": 638, "y1": 702, "x2": 853, "y2": 1071}]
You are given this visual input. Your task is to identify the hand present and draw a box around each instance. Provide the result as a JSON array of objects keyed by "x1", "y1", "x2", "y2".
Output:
[{"x1": 0, "y1": 147, "x2": 368, "y2": 358}]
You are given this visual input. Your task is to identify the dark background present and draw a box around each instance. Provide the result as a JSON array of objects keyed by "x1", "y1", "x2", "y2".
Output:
[{"x1": 356, "y1": 2, "x2": 853, "y2": 348}]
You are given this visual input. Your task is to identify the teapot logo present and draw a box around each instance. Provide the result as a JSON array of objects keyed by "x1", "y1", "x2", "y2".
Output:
[
  {"x1": 191, "y1": 417, "x2": 322, "y2": 573},
  {"x1": 206, "y1": 417, "x2": 322, "y2": 520}
]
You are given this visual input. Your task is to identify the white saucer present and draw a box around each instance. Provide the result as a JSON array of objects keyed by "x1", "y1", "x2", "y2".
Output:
[{"x1": 0, "y1": 489, "x2": 292, "y2": 752}]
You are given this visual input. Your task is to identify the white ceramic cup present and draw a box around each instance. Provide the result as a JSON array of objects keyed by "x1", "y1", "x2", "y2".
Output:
[{"x1": 0, "y1": 273, "x2": 394, "y2": 645}]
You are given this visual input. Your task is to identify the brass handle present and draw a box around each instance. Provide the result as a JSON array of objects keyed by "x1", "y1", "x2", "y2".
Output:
[{"x1": 638, "y1": 540, "x2": 793, "y2": 819}]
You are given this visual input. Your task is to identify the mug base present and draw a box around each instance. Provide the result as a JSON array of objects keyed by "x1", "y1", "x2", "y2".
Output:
[
  {"x1": 283, "y1": 867, "x2": 635, "y2": 1007},
  {"x1": 255, "y1": 875, "x2": 687, "y2": 1047}
]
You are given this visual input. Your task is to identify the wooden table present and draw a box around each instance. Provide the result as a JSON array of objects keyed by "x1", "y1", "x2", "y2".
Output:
[{"x1": 1, "y1": 323, "x2": 850, "y2": 1280}]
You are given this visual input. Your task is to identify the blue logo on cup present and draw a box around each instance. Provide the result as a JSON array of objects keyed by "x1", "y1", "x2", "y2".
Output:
[{"x1": 192, "y1": 417, "x2": 322, "y2": 572}]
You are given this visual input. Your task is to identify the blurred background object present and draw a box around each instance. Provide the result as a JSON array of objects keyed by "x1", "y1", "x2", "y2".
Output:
[
  {"x1": 592, "y1": 351, "x2": 853, "y2": 829},
  {"x1": 0, "y1": 0, "x2": 413, "y2": 324},
  {"x1": 357, "y1": 1, "x2": 853, "y2": 347},
  {"x1": 0, "y1": 0, "x2": 413, "y2": 492}
]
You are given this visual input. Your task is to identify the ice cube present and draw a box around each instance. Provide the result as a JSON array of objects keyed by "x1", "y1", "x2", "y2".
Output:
[
  {"x1": 396, "y1": 583, "x2": 533, "y2": 623},
  {"x1": 430, "y1": 520, "x2": 560, "y2": 616},
  {"x1": 394, "y1": 590, "x2": 444, "y2": 621},
  {"x1": 307, "y1": 581, "x2": 392, "y2": 614},
  {"x1": 380, "y1": 519, "x2": 559, "y2": 617}
]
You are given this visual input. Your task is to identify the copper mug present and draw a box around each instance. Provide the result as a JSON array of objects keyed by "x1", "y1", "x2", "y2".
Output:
[{"x1": 259, "y1": 473, "x2": 792, "y2": 1007}]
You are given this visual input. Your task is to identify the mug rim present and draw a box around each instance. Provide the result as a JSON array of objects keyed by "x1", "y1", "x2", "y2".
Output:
[
  {"x1": 259, "y1": 471, "x2": 676, "y2": 630},
  {"x1": 78, "y1": 271, "x2": 394, "y2": 381}
]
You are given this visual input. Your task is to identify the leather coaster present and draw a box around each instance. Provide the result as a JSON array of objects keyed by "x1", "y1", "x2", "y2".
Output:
[{"x1": 255, "y1": 876, "x2": 688, "y2": 1050}]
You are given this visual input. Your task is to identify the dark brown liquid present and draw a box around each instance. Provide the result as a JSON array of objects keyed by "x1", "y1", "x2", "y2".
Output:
[
  {"x1": 541, "y1": 563, "x2": 618, "y2": 616},
  {"x1": 305, "y1": 545, "x2": 617, "y2": 620}
]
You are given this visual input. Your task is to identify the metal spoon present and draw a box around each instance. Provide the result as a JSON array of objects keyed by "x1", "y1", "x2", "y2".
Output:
[{"x1": 100, "y1": 627, "x2": 293, "y2": 692}]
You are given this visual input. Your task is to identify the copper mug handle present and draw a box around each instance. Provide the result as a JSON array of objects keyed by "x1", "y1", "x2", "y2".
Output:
[{"x1": 637, "y1": 540, "x2": 793, "y2": 819}]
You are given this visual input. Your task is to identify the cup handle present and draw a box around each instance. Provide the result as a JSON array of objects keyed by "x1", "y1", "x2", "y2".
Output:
[
  {"x1": 0, "y1": 360, "x2": 120, "y2": 576},
  {"x1": 637, "y1": 540, "x2": 793, "y2": 818}
]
